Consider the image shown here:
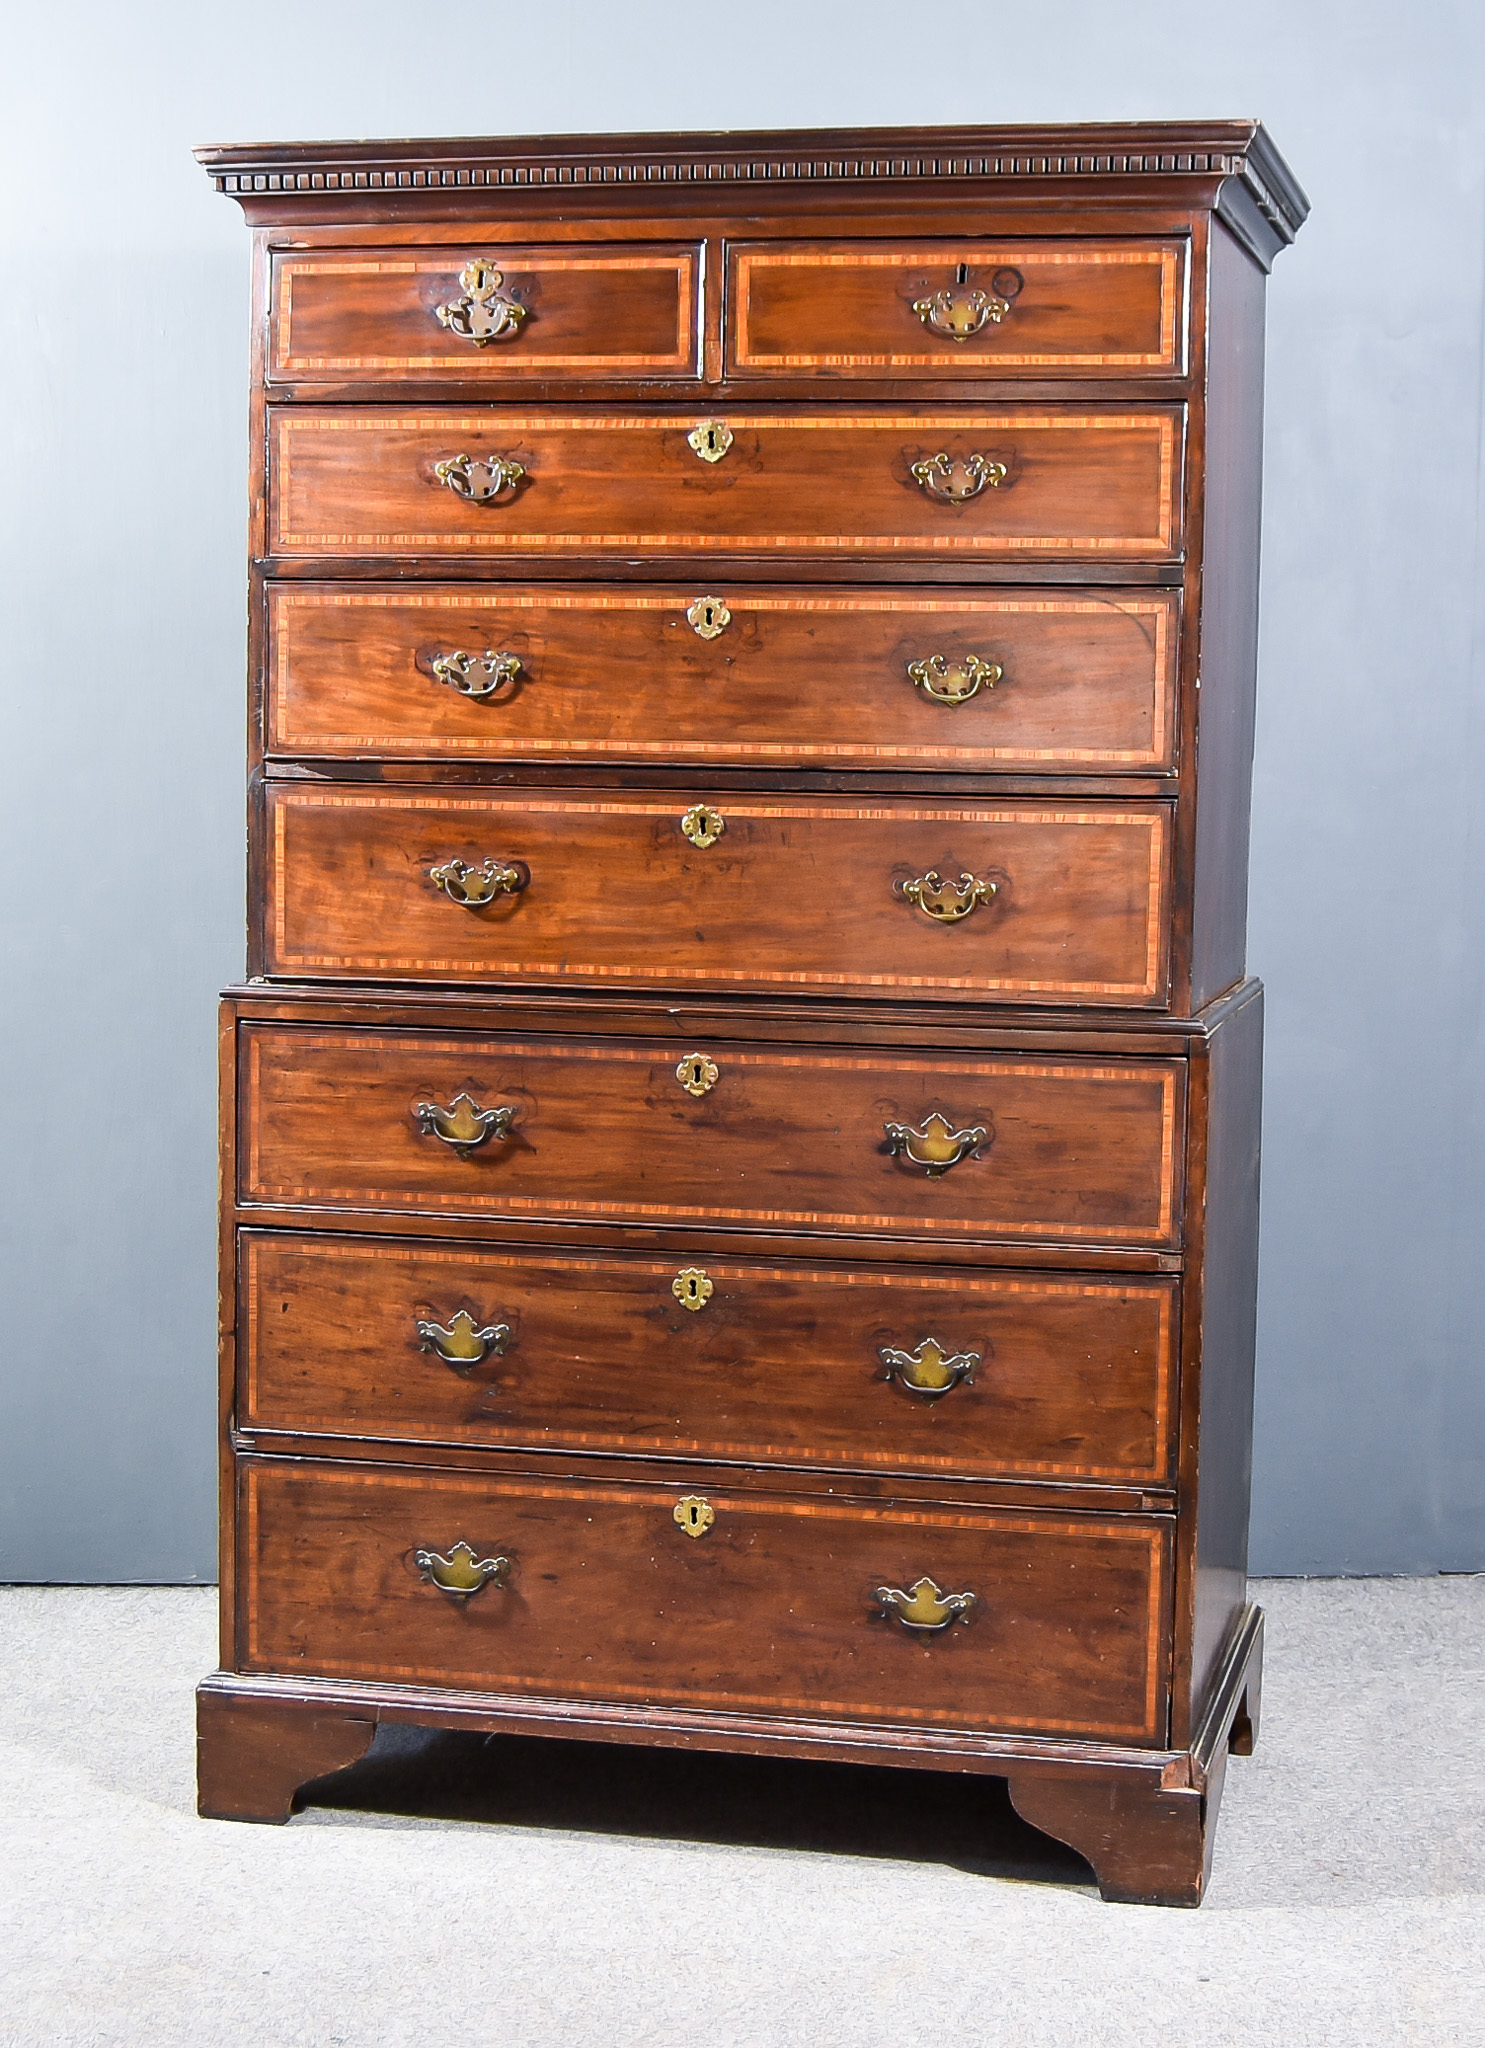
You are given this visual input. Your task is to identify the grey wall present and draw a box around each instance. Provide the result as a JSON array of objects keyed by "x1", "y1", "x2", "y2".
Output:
[{"x1": 1, "y1": 1, "x2": 1481, "y2": 1580}]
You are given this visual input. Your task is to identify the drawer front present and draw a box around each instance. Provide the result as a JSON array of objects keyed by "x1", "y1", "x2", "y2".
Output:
[
  {"x1": 241, "y1": 1233, "x2": 1179, "y2": 1485},
  {"x1": 239, "y1": 1027, "x2": 1185, "y2": 1248},
  {"x1": 267, "y1": 407, "x2": 1183, "y2": 561},
  {"x1": 729, "y1": 239, "x2": 1186, "y2": 378},
  {"x1": 239, "y1": 1459, "x2": 1172, "y2": 1743},
  {"x1": 264, "y1": 787, "x2": 1173, "y2": 1007},
  {"x1": 267, "y1": 583, "x2": 1179, "y2": 772},
  {"x1": 269, "y1": 244, "x2": 702, "y2": 383}
]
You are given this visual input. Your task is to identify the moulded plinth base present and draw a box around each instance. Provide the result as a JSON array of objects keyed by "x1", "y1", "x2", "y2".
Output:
[{"x1": 198, "y1": 1605, "x2": 1262, "y2": 1907}]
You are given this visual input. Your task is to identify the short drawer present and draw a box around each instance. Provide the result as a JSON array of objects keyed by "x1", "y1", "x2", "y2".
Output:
[
  {"x1": 240, "y1": 1233, "x2": 1180, "y2": 1486},
  {"x1": 729, "y1": 239, "x2": 1186, "y2": 378},
  {"x1": 269, "y1": 243, "x2": 702, "y2": 384},
  {"x1": 266, "y1": 583, "x2": 1179, "y2": 773},
  {"x1": 263, "y1": 787, "x2": 1173, "y2": 1007},
  {"x1": 238, "y1": 1458, "x2": 1172, "y2": 1743},
  {"x1": 267, "y1": 407, "x2": 1183, "y2": 561},
  {"x1": 238, "y1": 1026, "x2": 1185, "y2": 1249}
]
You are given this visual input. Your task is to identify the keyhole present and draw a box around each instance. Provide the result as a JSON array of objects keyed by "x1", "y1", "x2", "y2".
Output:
[
  {"x1": 955, "y1": 262, "x2": 969, "y2": 285},
  {"x1": 671, "y1": 1267, "x2": 714, "y2": 1310},
  {"x1": 673, "y1": 1494, "x2": 716, "y2": 1537},
  {"x1": 688, "y1": 420, "x2": 734, "y2": 464}
]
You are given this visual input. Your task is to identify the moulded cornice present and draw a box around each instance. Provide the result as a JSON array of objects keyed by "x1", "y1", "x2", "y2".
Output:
[{"x1": 195, "y1": 120, "x2": 1309, "y2": 248}]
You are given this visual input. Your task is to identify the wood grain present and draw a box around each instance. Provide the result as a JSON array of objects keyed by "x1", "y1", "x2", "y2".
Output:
[
  {"x1": 730, "y1": 240, "x2": 1185, "y2": 375},
  {"x1": 238, "y1": 1025, "x2": 1186, "y2": 1247},
  {"x1": 267, "y1": 408, "x2": 1183, "y2": 560},
  {"x1": 239, "y1": 1458, "x2": 1171, "y2": 1742},
  {"x1": 197, "y1": 1687, "x2": 374, "y2": 1823},
  {"x1": 266, "y1": 583, "x2": 1179, "y2": 770},
  {"x1": 270, "y1": 244, "x2": 702, "y2": 380},
  {"x1": 239, "y1": 1231, "x2": 1179, "y2": 1483},
  {"x1": 200, "y1": 119, "x2": 1300, "y2": 1902},
  {"x1": 264, "y1": 786, "x2": 1173, "y2": 1005}
]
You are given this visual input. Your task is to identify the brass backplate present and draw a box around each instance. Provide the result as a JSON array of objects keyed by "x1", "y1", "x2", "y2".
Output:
[
  {"x1": 676, "y1": 1053, "x2": 719, "y2": 1097},
  {"x1": 673, "y1": 1496, "x2": 716, "y2": 1539},
  {"x1": 686, "y1": 595, "x2": 732, "y2": 640},
  {"x1": 680, "y1": 804, "x2": 725, "y2": 848},
  {"x1": 687, "y1": 420, "x2": 734, "y2": 463},
  {"x1": 672, "y1": 1267, "x2": 714, "y2": 1312}
]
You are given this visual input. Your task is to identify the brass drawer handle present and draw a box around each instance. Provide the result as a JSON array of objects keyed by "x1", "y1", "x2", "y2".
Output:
[
  {"x1": 902, "y1": 869, "x2": 997, "y2": 924},
  {"x1": 434, "y1": 259, "x2": 528, "y2": 345},
  {"x1": 415, "y1": 1540, "x2": 509, "y2": 1599},
  {"x1": 906, "y1": 653, "x2": 1002, "y2": 706},
  {"x1": 884, "y1": 1112, "x2": 989, "y2": 1177},
  {"x1": 429, "y1": 857, "x2": 527, "y2": 907},
  {"x1": 912, "y1": 264, "x2": 1023, "y2": 340},
  {"x1": 416, "y1": 1093, "x2": 518, "y2": 1156},
  {"x1": 881, "y1": 1337, "x2": 980, "y2": 1398},
  {"x1": 430, "y1": 649, "x2": 522, "y2": 701},
  {"x1": 877, "y1": 1575, "x2": 976, "y2": 1631},
  {"x1": 910, "y1": 452, "x2": 1008, "y2": 503},
  {"x1": 416, "y1": 1309, "x2": 510, "y2": 1370},
  {"x1": 434, "y1": 452, "x2": 526, "y2": 504}
]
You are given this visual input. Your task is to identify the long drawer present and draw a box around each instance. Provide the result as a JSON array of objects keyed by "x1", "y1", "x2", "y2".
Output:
[
  {"x1": 267, "y1": 407, "x2": 1183, "y2": 560},
  {"x1": 237, "y1": 1026, "x2": 1185, "y2": 1248},
  {"x1": 266, "y1": 583, "x2": 1180, "y2": 772},
  {"x1": 238, "y1": 1458, "x2": 1172, "y2": 1743},
  {"x1": 263, "y1": 787, "x2": 1173, "y2": 1007},
  {"x1": 240, "y1": 1232, "x2": 1179, "y2": 1484}
]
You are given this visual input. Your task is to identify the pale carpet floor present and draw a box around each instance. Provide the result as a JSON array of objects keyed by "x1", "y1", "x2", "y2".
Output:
[{"x1": 1, "y1": 1577, "x2": 1481, "y2": 2047}]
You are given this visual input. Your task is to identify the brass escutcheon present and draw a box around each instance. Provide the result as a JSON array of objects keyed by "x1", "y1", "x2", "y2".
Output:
[
  {"x1": 672, "y1": 1268, "x2": 714, "y2": 1312},
  {"x1": 673, "y1": 1496, "x2": 715, "y2": 1539},
  {"x1": 686, "y1": 595, "x2": 732, "y2": 640},
  {"x1": 910, "y1": 452, "x2": 1009, "y2": 503},
  {"x1": 434, "y1": 259, "x2": 528, "y2": 345},
  {"x1": 680, "y1": 804, "x2": 725, "y2": 849},
  {"x1": 883, "y1": 1112, "x2": 990, "y2": 1178},
  {"x1": 880, "y1": 1337, "x2": 980, "y2": 1398},
  {"x1": 906, "y1": 653, "x2": 1003, "y2": 706},
  {"x1": 876, "y1": 1575, "x2": 976, "y2": 1631},
  {"x1": 676, "y1": 1053, "x2": 719, "y2": 1097},
  {"x1": 416, "y1": 1309, "x2": 510, "y2": 1370},
  {"x1": 688, "y1": 420, "x2": 734, "y2": 463},
  {"x1": 416, "y1": 1540, "x2": 509, "y2": 1598},
  {"x1": 902, "y1": 870, "x2": 997, "y2": 924},
  {"x1": 430, "y1": 649, "x2": 522, "y2": 700},
  {"x1": 416, "y1": 1093, "x2": 519, "y2": 1158},
  {"x1": 434, "y1": 452, "x2": 526, "y2": 504}
]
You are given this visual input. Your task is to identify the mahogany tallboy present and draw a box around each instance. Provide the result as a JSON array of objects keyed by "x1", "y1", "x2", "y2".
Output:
[{"x1": 196, "y1": 123, "x2": 1306, "y2": 1904}]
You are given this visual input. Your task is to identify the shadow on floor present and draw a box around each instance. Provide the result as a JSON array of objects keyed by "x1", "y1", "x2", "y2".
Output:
[{"x1": 299, "y1": 1725, "x2": 1096, "y2": 1892}]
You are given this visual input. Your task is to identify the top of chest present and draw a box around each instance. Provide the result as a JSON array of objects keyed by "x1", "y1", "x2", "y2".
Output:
[{"x1": 200, "y1": 122, "x2": 1306, "y2": 401}]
